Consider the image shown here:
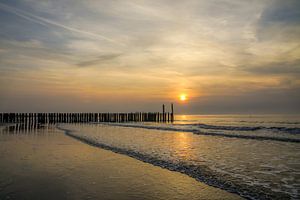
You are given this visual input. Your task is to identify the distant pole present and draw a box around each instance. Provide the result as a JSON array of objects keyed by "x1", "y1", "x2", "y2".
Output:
[
  {"x1": 171, "y1": 103, "x2": 174, "y2": 122},
  {"x1": 162, "y1": 104, "x2": 165, "y2": 122}
]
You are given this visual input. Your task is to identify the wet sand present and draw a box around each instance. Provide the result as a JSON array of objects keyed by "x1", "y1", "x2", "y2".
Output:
[{"x1": 0, "y1": 125, "x2": 242, "y2": 200}]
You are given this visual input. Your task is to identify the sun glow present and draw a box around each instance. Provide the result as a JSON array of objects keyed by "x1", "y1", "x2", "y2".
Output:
[{"x1": 180, "y1": 94, "x2": 187, "y2": 101}]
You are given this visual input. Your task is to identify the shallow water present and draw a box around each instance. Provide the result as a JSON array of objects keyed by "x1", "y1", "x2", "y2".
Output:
[
  {"x1": 0, "y1": 124, "x2": 240, "y2": 200},
  {"x1": 106, "y1": 115, "x2": 300, "y2": 142},
  {"x1": 59, "y1": 115, "x2": 300, "y2": 200}
]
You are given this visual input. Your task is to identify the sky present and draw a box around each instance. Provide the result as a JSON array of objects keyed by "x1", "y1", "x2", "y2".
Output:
[{"x1": 0, "y1": 0, "x2": 299, "y2": 114}]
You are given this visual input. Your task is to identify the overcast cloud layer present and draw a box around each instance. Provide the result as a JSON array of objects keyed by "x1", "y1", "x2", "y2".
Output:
[{"x1": 0, "y1": 0, "x2": 299, "y2": 113}]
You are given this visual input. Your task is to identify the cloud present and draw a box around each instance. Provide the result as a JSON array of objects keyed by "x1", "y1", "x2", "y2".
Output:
[
  {"x1": 0, "y1": 2, "x2": 121, "y2": 45},
  {"x1": 242, "y1": 59, "x2": 300, "y2": 75},
  {"x1": 77, "y1": 53, "x2": 122, "y2": 67},
  {"x1": 256, "y1": 0, "x2": 300, "y2": 42}
]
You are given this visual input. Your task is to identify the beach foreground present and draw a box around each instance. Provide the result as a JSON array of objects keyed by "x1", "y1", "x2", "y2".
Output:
[{"x1": 0, "y1": 125, "x2": 242, "y2": 200}]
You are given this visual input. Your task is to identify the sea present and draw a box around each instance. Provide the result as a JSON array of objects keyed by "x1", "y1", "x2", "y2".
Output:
[{"x1": 58, "y1": 114, "x2": 300, "y2": 200}]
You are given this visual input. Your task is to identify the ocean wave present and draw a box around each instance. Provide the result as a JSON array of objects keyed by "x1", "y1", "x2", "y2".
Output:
[
  {"x1": 100, "y1": 123, "x2": 300, "y2": 143},
  {"x1": 176, "y1": 123, "x2": 300, "y2": 134},
  {"x1": 235, "y1": 120, "x2": 300, "y2": 125},
  {"x1": 58, "y1": 126, "x2": 291, "y2": 200},
  {"x1": 178, "y1": 123, "x2": 263, "y2": 131}
]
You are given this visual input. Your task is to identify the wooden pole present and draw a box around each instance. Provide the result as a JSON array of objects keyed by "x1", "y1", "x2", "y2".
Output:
[
  {"x1": 162, "y1": 104, "x2": 165, "y2": 122},
  {"x1": 171, "y1": 103, "x2": 174, "y2": 122}
]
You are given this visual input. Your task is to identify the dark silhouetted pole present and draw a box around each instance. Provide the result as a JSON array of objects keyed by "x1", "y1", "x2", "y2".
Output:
[
  {"x1": 162, "y1": 104, "x2": 165, "y2": 122},
  {"x1": 171, "y1": 103, "x2": 174, "y2": 122}
]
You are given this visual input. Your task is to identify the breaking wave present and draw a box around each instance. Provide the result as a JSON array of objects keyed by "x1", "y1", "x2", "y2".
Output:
[
  {"x1": 182, "y1": 123, "x2": 300, "y2": 134},
  {"x1": 100, "y1": 123, "x2": 300, "y2": 143}
]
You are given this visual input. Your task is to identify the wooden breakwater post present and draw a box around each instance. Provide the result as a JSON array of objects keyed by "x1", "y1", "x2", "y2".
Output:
[
  {"x1": 162, "y1": 104, "x2": 166, "y2": 122},
  {"x1": 171, "y1": 103, "x2": 174, "y2": 122},
  {"x1": 0, "y1": 105, "x2": 175, "y2": 124},
  {"x1": 161, "y1": 103, "x2": 174, "y2": 123}
]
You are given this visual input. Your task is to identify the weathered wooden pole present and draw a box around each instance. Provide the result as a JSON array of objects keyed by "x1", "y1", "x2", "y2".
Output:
[
  {"x1": 162, "y1": 104, "x2": 165, "y2": 122},
  {"x1": 171, "y1": 103, "x2": 174, "y2": 122}
]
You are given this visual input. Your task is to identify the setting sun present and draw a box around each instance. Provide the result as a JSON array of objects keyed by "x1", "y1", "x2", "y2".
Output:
[{"x1": 180, "y1": 94, "x2": 187, "y2": 101}]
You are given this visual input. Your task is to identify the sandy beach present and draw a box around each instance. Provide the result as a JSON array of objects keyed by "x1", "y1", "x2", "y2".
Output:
[{"x1": 0, "y1": 124, "x2": 242, "y2": 200}]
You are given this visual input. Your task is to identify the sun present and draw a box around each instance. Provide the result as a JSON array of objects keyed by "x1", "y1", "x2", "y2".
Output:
[{"x1": 179, "y1": 94, "x2": 187, "y2": 101}]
